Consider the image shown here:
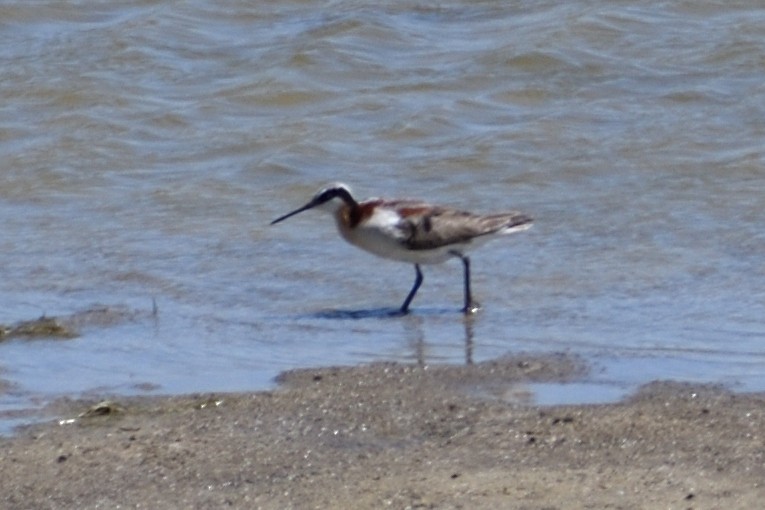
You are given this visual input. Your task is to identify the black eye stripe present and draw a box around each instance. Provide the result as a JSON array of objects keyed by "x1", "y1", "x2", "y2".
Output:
[{"x1": 316, "y1": 186, "x2": 356, "y2": 206}]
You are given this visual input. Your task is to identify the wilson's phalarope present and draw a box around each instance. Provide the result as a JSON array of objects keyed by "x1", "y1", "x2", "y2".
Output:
[{"x1": 271, "y1": 183, "x2": 532, "y2": 314}]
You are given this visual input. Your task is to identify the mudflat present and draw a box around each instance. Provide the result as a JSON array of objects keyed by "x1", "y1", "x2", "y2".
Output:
[{"x1": 1, "y1": 354, "x2": 763, "y2": 509}]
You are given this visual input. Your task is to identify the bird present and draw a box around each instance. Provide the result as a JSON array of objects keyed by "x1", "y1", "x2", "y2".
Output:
[{"x1": 270, "y1": 183, "x2": 532, "y2": 314}]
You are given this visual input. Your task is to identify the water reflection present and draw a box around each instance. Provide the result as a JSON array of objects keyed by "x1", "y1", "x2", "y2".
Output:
[
  {"x1": 309, "y1": 306, "x2": 464, "y2": 320},
  {"x1": 398, "y1": 313, "x2": 476, "y2": 366},
  {"x1": 463, "y1": 315, "x2": 475, "y2": 365},
  {"x1": 310, "y1": 308, "x2": 403, "y2": 320},
  {"x1": 402, "y1": 314, "x2": 425, "y2": 366},
  {"x1": 308, "y1": 306, "x2": 477, "y2": 366}
]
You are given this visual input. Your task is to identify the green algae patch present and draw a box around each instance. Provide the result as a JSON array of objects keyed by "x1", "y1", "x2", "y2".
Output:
[
  {"x1": 0, "y1": 316, "x2": 78, "y2": 341},
  {"x1": 0, "y1": 305, "x2": 151, "y2": 342}
]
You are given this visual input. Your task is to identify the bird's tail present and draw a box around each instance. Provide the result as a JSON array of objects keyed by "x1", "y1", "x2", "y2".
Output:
[{"x1": 499, "y1": 213, "x2": 533, "y2": 234}]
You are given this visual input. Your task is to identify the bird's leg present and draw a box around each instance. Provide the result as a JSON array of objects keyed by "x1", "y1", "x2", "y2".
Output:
[
  {"x1": 457, "y1": 254, "x2": 480, "y2": 314},
  {"x1": 400, "y1": 264, "x2": 423, "y2": 314}
]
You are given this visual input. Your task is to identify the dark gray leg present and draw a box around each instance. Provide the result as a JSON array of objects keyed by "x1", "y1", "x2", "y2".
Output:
[
  {"x1": 458, "y1": 255, "x2": 479, "y2": 314},
  {"x1": 400, "y1": 264, "x2": 423, "y2": 314}
]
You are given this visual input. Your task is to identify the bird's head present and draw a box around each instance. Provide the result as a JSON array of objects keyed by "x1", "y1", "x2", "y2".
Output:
[{"x1": 270, "y1": 183, "x2": 357, "y2": 225}]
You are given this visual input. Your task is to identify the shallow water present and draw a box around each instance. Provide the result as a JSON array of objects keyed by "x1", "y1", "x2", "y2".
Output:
[{"x1": 2, "y1": 0, "x2": 765, "y2": 432}]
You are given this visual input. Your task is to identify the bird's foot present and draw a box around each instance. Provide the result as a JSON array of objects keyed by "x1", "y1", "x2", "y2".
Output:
[{"x1": 462, "y1": 302, "x2": 481, "y2": 315}]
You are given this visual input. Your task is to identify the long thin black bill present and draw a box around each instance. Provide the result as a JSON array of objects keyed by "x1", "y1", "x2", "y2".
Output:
[{"x1": 270, "y1": 202, "x2": 314, "y2": 225}]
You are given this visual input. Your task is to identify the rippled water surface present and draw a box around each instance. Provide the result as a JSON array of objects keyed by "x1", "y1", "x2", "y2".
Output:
[{"x1": 2, "y1": 0, "x2": 765, "y2": 430}]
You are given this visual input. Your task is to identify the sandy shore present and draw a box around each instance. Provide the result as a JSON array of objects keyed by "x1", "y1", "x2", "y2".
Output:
[{"x1": 1, "y1": 353, "x2": 763, "y2": 509}]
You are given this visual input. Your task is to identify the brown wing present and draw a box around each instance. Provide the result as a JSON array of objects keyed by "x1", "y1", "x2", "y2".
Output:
[{"x1": 396, "y1": 205, "x2": 531, "y2": 250}]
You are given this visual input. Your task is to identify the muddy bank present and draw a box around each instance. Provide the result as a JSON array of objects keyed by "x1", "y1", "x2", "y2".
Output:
[{"x1": 1, "y1": 354, "x2": 763, "y2": 509}]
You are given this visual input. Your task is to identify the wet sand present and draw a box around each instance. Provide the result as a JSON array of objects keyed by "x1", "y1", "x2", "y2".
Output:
[{"x1": 1, "y1": 354, "x2": 763, "y2": 509}]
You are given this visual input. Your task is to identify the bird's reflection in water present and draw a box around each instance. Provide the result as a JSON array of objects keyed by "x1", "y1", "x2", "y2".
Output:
[
  {"x1": 400, "y1": 314, "x2": 426, "y2": 366},
  {"x1": 401, "y1": 313, "x2": 475, "y2": 366},
  {"x1": 463, "y1": 314, "x2": 475, "y2": 365}
]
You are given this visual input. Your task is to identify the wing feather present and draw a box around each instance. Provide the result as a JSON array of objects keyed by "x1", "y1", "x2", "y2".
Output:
[{"x1": 395, "y1": 206, "x2": 531, "y2": 251}]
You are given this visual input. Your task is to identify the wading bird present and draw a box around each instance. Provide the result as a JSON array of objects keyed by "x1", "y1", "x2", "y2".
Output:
[{"x1": 271, "y1": 183, "x2": 532, "y2": 314}]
